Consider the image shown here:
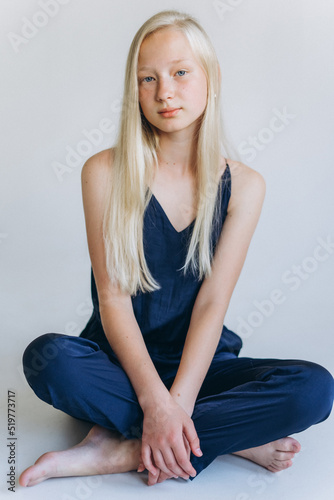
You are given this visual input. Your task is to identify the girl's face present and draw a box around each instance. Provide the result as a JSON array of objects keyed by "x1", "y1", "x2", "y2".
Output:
[{"x1": 137, "y1": 28, "x2": 208, "y2": 138}]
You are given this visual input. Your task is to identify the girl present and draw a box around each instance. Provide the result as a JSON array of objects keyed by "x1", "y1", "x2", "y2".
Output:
[{"x1": 20, "y1": 10, "x2": 333, "y2": 488}]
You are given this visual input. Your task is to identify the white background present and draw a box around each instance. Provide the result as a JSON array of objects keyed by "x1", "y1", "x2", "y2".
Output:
[{"x1": 1, "y1": 1, "x2": 333, "y2": 499}]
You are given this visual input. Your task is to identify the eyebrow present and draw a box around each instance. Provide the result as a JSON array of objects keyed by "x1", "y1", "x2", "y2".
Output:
[{"x1": 137, "y1": 58, "x2": 194, "y2": 72}]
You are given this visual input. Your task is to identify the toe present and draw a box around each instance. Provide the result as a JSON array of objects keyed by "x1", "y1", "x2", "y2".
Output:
[
  {"x1": 292, "y1": 441, "x2": 301, "y2": 453},
  {"x1": 267, "y1": 465, "x2": 281, "y2": 473},
  {"x1": 275, "y1": 437, "x2": 301, "y2": 453},
  {"x1": 274, "y1": 451, "x2": 296, "y2": 461},
  {"x1": 19, "y1": 470, "x2": 30, "y2": 487},
  {"x1": 272, "y1": 459, "x2": 293, "y2": 470},
  {"x1": 285, "y1": 437, "x2": 301, "y2": 453},
  {"x1": 19, "y1": 465, "x2": 42, "y2": 487}
]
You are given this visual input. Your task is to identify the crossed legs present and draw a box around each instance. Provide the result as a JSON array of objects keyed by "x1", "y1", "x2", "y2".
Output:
[{"x1": 19, "y1": 334, "x2": 334, "y2": 486}]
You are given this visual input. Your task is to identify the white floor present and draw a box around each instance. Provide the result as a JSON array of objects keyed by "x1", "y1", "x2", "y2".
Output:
[{"x1": 1, "y1": 319, "x2": 333, "y2": 500}]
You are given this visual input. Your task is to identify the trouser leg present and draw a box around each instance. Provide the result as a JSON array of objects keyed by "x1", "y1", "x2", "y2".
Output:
[
  {"x1": 22, "y1": 335, "x2": 334, "y2": 480},
  {"x1": 188, "y1": 356, "x2": 334, "y2": 479},
  {"x1": 22, "y1": 333, "x2": 145, "y2": 438}
]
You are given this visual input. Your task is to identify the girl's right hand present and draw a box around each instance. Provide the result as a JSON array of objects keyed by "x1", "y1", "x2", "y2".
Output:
[{"x1": 139, "y1": 395, "x2": 202, "y2": 485}]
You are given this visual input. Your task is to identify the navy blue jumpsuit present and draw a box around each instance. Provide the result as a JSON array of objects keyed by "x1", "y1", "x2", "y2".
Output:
[{"x1": 22, "y1": 164, "x2": 334, "y2": 479}]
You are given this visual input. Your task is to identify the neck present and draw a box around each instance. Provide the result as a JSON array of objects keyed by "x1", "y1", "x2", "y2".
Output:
[{"x1": 157, "y1": 131, "x2": 198, "y2": 176}]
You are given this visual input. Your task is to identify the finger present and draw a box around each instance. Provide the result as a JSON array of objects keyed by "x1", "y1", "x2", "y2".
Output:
[
  {"x1": 141, "y1": 443, "x2": 159, "y2": 477},
  {"x1": 158, "y1": 448, "x2": 190, "y2": 479},
  {"x1": 148, "y1": 468, "x2": 177, "y2": 485},
  {"x1": 137, "y1": 455, "x2": 145, "y2": 473},
  {"x1": 172, "y1": 440, "x2": 196, "y2": 478},
  {"x1": 152, "y1": 448, "x2": 185, "y2": 479},
  {"x1": 170, "y1": 434, "x2": 196, "y2": 477},
  {"x1": 148, "y1": 469, "x2": 160, "y2": 486},
  {"x1": 137, "y1": 462, "x2": 146, "y2": 473},
  {"x1": 157, "y1": 470, "x2": 178, "y2": 483},
  {"x1": 183, "y1": 433, "x2": 191, "y2": 458},
  {"x1": 183, "y1": 421, "x2": 203, "y2": 458}
]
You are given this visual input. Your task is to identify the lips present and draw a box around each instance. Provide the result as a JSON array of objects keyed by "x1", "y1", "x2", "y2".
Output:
[{"x1": 158, "y1": 108, "x2": 181, "y2": 117}]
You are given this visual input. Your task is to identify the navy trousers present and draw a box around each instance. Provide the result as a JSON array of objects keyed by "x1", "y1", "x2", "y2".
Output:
[{"x1": 22, "y1": 333, "x2": 334, "y2": 479}]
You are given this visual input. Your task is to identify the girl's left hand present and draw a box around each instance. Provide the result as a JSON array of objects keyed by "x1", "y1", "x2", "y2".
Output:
[{"x1": 137, "y1": 433, "x2": 192, "y2": 485}]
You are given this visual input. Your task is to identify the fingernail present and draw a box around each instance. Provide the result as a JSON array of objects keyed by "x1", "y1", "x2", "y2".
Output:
[{"x1": 196, "y1": 448, "x2": 203, "y2": 456}]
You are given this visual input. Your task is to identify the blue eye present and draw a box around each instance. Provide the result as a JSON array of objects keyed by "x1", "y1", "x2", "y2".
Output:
[
  {"x1": 176, "y1": 70, "x2": 186, "y2": 76},
  {"x1": 142, "y1": 76, "x2": 154, "y2": 83}
]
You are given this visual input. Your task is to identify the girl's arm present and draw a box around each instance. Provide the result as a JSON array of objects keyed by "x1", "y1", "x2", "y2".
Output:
[
  {"x1": 81, "y1": 149, "x2": 202, "y2": 483},
  {"x1": 169, "y1": 161, "x2": 266, "y2": 415},
  {"x1": 81, "y1": 149, "x2": 167, "y2": 406}
]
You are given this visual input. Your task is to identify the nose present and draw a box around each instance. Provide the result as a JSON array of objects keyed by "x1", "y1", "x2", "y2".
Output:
[{"x1": 156, "y1": 76, "x2": 175, "y2": 102}]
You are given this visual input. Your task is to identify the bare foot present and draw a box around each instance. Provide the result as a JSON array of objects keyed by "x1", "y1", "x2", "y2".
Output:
[
  {"x1": 19, "y1": 424, "x2": 141, "y2": 487},
  {"x1": 233, "y1": 437, "x2": 301, "y2": 472}
]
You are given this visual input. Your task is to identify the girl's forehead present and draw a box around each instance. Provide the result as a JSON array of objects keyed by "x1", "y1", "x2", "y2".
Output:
[{"x1": 138, "y1": 28, "x2": 196, "y2": 67}]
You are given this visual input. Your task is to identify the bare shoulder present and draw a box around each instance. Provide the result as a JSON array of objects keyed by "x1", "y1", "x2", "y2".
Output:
[
  {"x1": 81, "y1": 147, "x2": 114, "y2": 184},
  {"x1": 81, "y1": 148, "x2": 114, "y2": 210},
  {"x1": 223, "y1": 158, "x2": 266, "y2": 212},
  {"x1": 224, "y1": 157, "x2": 266, "y2": 192}
]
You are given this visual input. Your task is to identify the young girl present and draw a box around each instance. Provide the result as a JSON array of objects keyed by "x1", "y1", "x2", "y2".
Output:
[{"x1": 20, "y1": 10, "x2": 333, "y2": 488}]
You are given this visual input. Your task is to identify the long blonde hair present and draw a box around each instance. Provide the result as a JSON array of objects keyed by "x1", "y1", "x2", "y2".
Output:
[{"x1": 103, "y1": 9, "x2": 233, "y2": 295}]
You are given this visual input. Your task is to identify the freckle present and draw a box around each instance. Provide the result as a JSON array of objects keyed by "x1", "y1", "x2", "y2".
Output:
[{"x1": 177, "y1": 393, "x2": 180, "y2": 397}]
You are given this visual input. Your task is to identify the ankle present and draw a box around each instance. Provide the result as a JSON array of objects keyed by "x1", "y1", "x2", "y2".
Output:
[{"x1": 116, "y1": 437, "x2": 142, "y2": 472}]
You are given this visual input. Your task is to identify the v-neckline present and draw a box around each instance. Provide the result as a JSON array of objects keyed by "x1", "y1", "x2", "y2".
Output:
[
  {"x1": 149, "y1": 163, "x2": 230, "y2": 235},
  {"x1": 150, "y1": 193, "x2": 196, "y2": 234}
]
